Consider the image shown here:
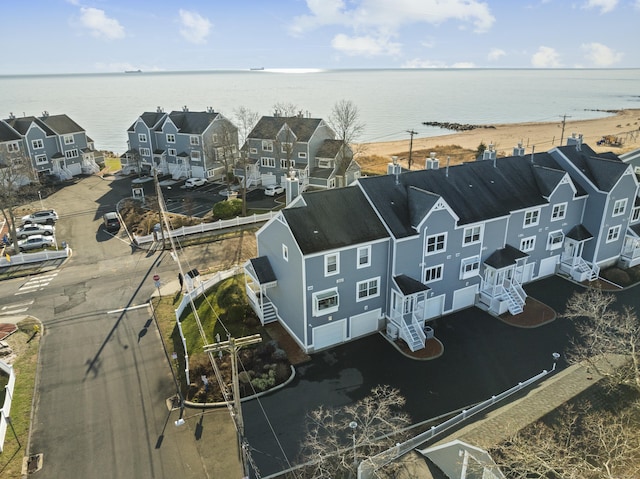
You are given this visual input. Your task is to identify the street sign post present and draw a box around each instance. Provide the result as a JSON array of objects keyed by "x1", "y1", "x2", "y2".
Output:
[{"x1": 153, "y1": 274, "x2": 161, "y2": 297}]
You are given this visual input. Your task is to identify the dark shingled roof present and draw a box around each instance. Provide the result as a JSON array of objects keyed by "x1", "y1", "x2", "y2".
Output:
[
  {"x1": 282, "y1": 187, "x2": 389, "y2": 254},
  {"x1": 4, "y1": 116, "x2": 56, "y2": 136},
  {"x1": 316, "y1": 139, "x2": 343, "y2": 158},
  {"x1": 249, "y1": 257, "x2": 277, "y2": 284},
  {"x1": 484, "y1": 244, "x2": 528, "y2": 269},
  {"x1": 394, "y1": 275, "x2": 430, "y2": 295},
  {"x1": 163, "y1": 110, "x2": 220, "y2": 135},
  {"x1": 0, "y1": 121, "x2": 21, "y2": 142},
  {"x1": 566, "y1": 224, "x2": 593, "y2": 241},
  {"x1": 128, "y1": 111, "x2": 167, "y2": 132},
  {"x1": 358, "y1": 153, "x2": 565, "y2": 238},
  {"x1": 39, "y1": 114, "x2": 84, "y2": 135},
  {"x1": 556, "y1": 144, "x2": 628, "y2": 192},
  {"x1": 249, "y1": 116, "x2": 323, "y2": 142},
  {"x1": 629, "y1": 224, "x2": 640, "y2": 237}
]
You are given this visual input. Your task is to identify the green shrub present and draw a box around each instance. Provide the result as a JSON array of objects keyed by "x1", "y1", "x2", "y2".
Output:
[
  {"x1": 212, "y1": 198, "x2": 243, "y2": 219},
  {"x1": 251, "y1": 369, "x2": 276, "y2": 392}
]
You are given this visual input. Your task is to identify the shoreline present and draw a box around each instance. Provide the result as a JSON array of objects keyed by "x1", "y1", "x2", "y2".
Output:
[{"x1": 356, "y1": 109, "x2": 640, "y2": 161}]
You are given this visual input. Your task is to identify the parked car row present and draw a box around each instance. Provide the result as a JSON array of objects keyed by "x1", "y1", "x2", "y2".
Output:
[{"x1": 15, "y1": 209, "x2": 60, "y2": 253}]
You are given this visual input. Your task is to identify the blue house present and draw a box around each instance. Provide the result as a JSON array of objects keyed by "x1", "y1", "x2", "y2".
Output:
[
  {"x1": 0, "y1": 112, "x2": 101, "y2": 181},
  {"x1": 245, "y1": 138, "x2": 640, "y2": 354},
  {"x1": 124, "y1": 106, "x2": 238, "y2": 180}
]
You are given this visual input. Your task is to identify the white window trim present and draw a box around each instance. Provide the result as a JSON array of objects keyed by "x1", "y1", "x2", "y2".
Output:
[
  {"x1": 312, "y1": 288, "x2": 339, "y2": 316},
  {"x1": 35, "y1": 154, "x2": 48, "y2": 165},
  {"x1": 460, "y1": 256, "x2": 480, "y2": 280},
  {"x1": 65, "y1": 149, "x2": 78, "y2": 159},
  {"x1": 282, "y1": 244, "x2": 288, "y2": 261},
  {"x1": 356, "y1": 277, "x2": 380, "y2": 302},
  {"x1": 166, "y1": 134, "x2": 175, "y2": 143},
  {"x1": 140, "y1": 148, "x2": 151, "y2": 157},
  {"x1": 325, "y1": 253, "x2": 340, "y2": 276},
  {"x1": 523, "y1": 208, "x2": 540, "y2": 228},
  {"x1": 32, "y1": 139, "x2": 44, "y2": 149},
  {"x1": 551, "y1": 202, "x2": 567, "y2": 221},
  {"x1": 250, "y1": 147, "x2": 258, "y2": 154},
  {"x1": 7, "y1": 141, "x2": 20, "y2": 152},
  {"x1": 262, "y1": 141, "x2": 273, "y2": 152},
  {"x1": 606, "y1": 225, "x2": 621, "y2": 243},
  {"x1": 190, "y1": 136, "x2": 200, "y2": 146},
  {"x1": 520, "y1": 236, "x2": 536, "y2": 252},
  {"x1": 424, "y1": 264, "x2": 444, "y2": 283},
  {"x1": 168, "y1": 148, "x2": 177, "y2": 157},
  {"x1": 357, "y1": 245, "x2": 371, "y2": 268},
  {"x1": 613, "y1": 199, "x2": 627, "y2": 217},
  {"x1": 425, "y1": 232, "x2": 447, "y2": 256},
  {"x1": 463, "y1": 225, "x2": 482, "y2": 246},
  {"x1": 547, "y1": 230, "x2": 564, "y2": 250},
  {"x1": 191, "y1": 151, "x2": 201, "y2": 161},
  {"x1": 298, "y1": 152, "x2": 307, "y2": 159},
  {"x1": 64, "y1": 135, "x2": 74, "y2": 145},
  {"x1": 261, "y1": 157, "x2": 275, "y2": 168},
  {"x1": 632, "y1": 207, "x2": 640, "y2": 223},
  {"x1": 138, "y1": 133, "x2": 147, "y2": 143}
]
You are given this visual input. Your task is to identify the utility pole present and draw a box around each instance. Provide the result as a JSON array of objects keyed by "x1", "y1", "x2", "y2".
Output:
[
  {"x1": 559, "y1": 114, "x2": 571, "y2": 147},
  {"x1": 153, "y1": 169, "x2": 166, "y2": 248},
  {"x1": 204, "y1": 334, "x2": 262, "y2": 478},
  {"x1": 406, "y1": 130, "x2": 418, "y2": 170}
]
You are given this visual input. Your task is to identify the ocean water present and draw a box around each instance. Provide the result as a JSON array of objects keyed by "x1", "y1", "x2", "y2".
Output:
[{"x1": 1, "y1": 68, "x2": 639, "y2": 154}]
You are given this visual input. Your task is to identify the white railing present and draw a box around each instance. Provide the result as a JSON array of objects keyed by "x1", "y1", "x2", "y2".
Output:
[
  {"x1": 134, "y1": 212, "x2": 277, "y2": 245},
  {"x1": 0, "y1": 246, "x2": 71, "y2": 268},
  {"x1": 0, "y1": 361, "x2": 16, "y2": 452},
  {"x1": 357, "y1": 366, "x2": 556, "y2": 478}
]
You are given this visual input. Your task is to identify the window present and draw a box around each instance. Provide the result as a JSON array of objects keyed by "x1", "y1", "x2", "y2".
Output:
[
  {"x1": 282, "y1": 244, "x2": 288, "y2": 261},
  {"x1": 425, "y1": 233, "x2": 446, "y2": 255},
  {"x1": 313, "y1": 288, "x2": 339, "y2": 316},
  {"x1": 65, "y1": 149, "x2": 78, "y2": 159},
  {"x1": 138, "y1": 133, "x2": 147, "y2": 143},
  {"x1": 64, "y1": 135, "x2": 74, "y2": 145},
  {"x1": 261, "y1": 157, "x2": 275, "y2": 168},
  {"x1": 281, "y1": 142, "x2": 292, "y2": 153},
  {"x1": 523, "y1": 209, "x2": 540, "y2": 227},
  {"x1": 166, "y1": 134, "x2": 175, "y2": 143},
  {"x1": 463, "y1": 225, "x2": 482, "y2": 245},
  {"x1": 35, "y1": 155, "x2": 48, "y2": 165},
  {"x1": 280, "y1": 159, "x2": 294, "y2": 169},
  {"x1": 32, "y1": 139, "x2": 44, "y2": 149},
  {"x1": 325, "y1": 253, "x2": 339, "y2": 276},
  {"x1": 191, "y1": 151, "x2": 201, "y2": 161},
  {"x1": 190, "y1": 136, "x2": 200, "y2": 146},
  {"x1": 632, "y1": 207, "x2": 640, "y2": 223},
  {"x1": 262, "y1": 141, "x2": 273, "y2": 152},
  {"x1": 7, "y1": 141, "x2": 20, "y2": 153},
  {"x1": 424, "y1": 265, "x2": 443, "y2": 283},
  {"x1": 357, "y1": 246, "x2": 371, "y2": 268},
  {"x1": 298, "y1": 152, "x2": 307, "y2": 159},
  {"x1": 140, "y1": 148, "x2": 151, "y2": 157},
  {"x1": 250, "y1": 148, "x2": 258, "y2": 154},
  {"x1": 356, "y1": 278, "x2": 379, "y2": 301},
  {"x1": 212, "y1": 134, "x2": 218, "y2": 143},
  {"x1": 613, "y1": 199, "x2": 627, "y2": 217},
  {"x1": 551, "y1": 203, "x2": 567, "y2": 221},
  {"x1": 520, "y1": 236, "x2": 536, "y2": 252},
  {"x1": 547, "y1": 231, "x2": 564, "y2": 250},
  {"x1": 168, "y1": 148, "x2": 177, "y2": 157},
  {"x1": 460, "y1": 256, "x2": 480, "y2": 279},
  {"x1": 606, "y1": 225, "x2": 621, "y2": 243}
]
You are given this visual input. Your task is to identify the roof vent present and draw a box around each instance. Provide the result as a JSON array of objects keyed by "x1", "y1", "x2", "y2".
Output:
[
  {"x1": 482, "y1": 143, "x2": 496, "y2": 161},
  {"x1": 206, "y1": 106, "x2": 215, "y2": 113},
  {"x1": 8, "y1": 112, "x2": 15, "y2": 119},
  {"x1": 425, "y1": 152, "x2": 439, "y2": 170},
  {"x1": 513, "y1": 141, "x2": 525, "y2": 157},
  {"x1": 156, "y1": 106, "x2": 163, "y2": 113},
  {"x1": 182, "y1": 105, "x2": 189, "y2": 112},
  {"x1": 41, "y1": 110, "x2": 49, "y2": 118}
]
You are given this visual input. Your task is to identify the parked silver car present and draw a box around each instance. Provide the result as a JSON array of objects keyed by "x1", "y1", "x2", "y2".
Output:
[
  {"x1": 17, "y1": 234, "x2": 55, "y2": 252},
  {"x1": 16, "y1": 224, "x2": 55, "y2": 239},
  {"x1": 21, "y1": 209, "x2": 59, "y2": 225}
]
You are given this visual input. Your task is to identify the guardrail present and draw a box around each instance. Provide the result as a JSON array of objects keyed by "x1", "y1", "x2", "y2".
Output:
[
  {"x1": 0, "y1": 246, "x2": 71, "y2": 268},
  {"x1": 0, "y1": 361, "x2": 16, "y2": 452},
  {"x1": 133, "y1": 212, "x2": 277, "y2": 245}
]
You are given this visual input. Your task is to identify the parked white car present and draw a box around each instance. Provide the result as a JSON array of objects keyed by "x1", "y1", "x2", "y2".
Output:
[
  {"x1": 185, "y1": 177, "x2": 206, "y2": 188},
  {"x1": 21, "y1": 209, "x2": 59, "y2": 225},
  {"x1": 264, "y1": 185, "x2": 284, "y2": 196},
  {"x1": 16, "y1": 224, "x2": 55, "y2": 239},
  {"x1": 17, "y1": 234, "x2": 55, "y2": 252}
]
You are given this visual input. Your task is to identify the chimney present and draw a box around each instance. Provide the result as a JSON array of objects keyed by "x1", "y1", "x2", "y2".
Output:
[
  {"x1": 42, "y1": 110, "x2": 49, "y2": 118},
  {"x1": 482, "y1": 143, "x2": 496, "y2": 161},
  {"x1": 445, "y1": 156, "x2": 450, "y2": 177},
  {"x1": 206, "y1": 106, "x2": 214, "y2": 113},
  {"x1": 565, "y1": 132, "x2": 583, "y2": 150},
  {"x1": 156, "y1": 106, "x2": 163, "y2": 113},
  {"x1": 9, "y1": 112, "x2": 15, "y2": 119},
  {"x1": 513, "y1": 141, "x2": 525, "y2": 156},
  {"x1": 387, "y1": 156, "x2": 401, "y2": 184},
  {"x1": 285, "y1": 169, "x2": 300, "y2": 205},
  {"x1": 530, "y1": 145, "x2": 535, "y2": 163},
  {"x1": 182, "y1": 105, "x2": 189, "y2": 112},
  {"x1": 425, "y1": 151, "x2": 439, "y2": 170}
]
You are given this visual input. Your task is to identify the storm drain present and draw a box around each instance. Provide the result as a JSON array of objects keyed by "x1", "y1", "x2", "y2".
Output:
[{"x1": 23, "y1": 453, "x2": 43, "y2": 474}]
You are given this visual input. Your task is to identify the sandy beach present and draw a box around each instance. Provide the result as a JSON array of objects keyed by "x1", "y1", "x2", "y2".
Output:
[{"x1": 357, "y1": 109, "x2": 640, "y2": 172}]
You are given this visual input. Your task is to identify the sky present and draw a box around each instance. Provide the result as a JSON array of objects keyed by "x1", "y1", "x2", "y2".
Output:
[{"x1": 2, "y1": 0, "x2": 639, "y2": 74}]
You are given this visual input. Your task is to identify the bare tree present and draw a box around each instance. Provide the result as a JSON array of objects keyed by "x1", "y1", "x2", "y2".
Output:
[
  {"x1": 329, "y1": 99, "x2": 365, "y2": 147},
  {"x1": 297, "y1": 385, "x2": 411, "y2": 479},
  {"x1": 0, "y1": 149, "x2": 37, "y2": 253},
  {"x1": 272, "y1": 102, "x2": 299, "y2": 118},
  {"x1": 203, "y1": 120, "x2": 238, "y2": 198},
  {"x1": 564, "y1": 289, "x2": 640, "y2": 393},
  {"x1": 234, "y1": 106, "x2": 260, "y2": 216}
]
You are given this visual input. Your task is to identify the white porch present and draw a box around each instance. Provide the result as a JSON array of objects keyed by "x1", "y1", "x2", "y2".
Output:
[
  {"x1": 557, "y1": 226, "x2": 599, "y2": 282},
  {"x1": 387, "y1": 275, "x2": 430, "y2": 352},
  {"x1": 618, "y1": 228, "x2": 640, "y2": 268},
  {"x1": 478, "y1": 245, "x2": 528, "y2": 316},
  {"x1": 244, "y1": 257, "x2": 278, "y2": 325}
]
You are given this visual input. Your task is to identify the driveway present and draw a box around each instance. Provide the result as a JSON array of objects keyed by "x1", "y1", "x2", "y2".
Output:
[{"x1": 243, "y1": 275, "x2": 581, "y2": 476}]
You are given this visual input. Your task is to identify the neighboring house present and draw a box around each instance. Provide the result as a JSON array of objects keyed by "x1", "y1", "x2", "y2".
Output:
[
  {"x1": 417, "y1": 440, "x2": 506, "y2": 479},
  {"x1": 123, "y1": 106, "x2": 238, "y2": 180},
  {"x1": 245, "y1": 138, "x2": 640, "y2": 354},
  {"x1": 0, "y1": 112, "x2": 101, "y2": 180},
  {"x1": 241, "y1": 114, "x2": 360, "y2": 191}
]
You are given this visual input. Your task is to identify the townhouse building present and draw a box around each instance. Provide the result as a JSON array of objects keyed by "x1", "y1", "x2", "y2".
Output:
[
  {"x1": 242, "y1": 114, "x2": 360, "y2": 191},
  {"x1": 123, "y1": 106, "x2": 238, "y2": 180},
  {"x1": 245, "y1": 138, "x2": 640, "y2": 354},
  {"x1": 0, "y1": 112, "x2": 100, "y2": 181}
]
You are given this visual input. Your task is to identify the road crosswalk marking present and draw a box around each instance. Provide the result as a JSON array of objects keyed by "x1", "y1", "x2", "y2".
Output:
[
  {"x1": 15, "y1": 272, "x2": 59, "y2": 295},
  {"x1": 0, "y1": 299, "x2": 35, "y2": 315}
]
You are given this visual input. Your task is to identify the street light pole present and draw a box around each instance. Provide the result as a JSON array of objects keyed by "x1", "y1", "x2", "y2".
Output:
[{"x1": 349, "y1": 420, "x2": 358, "y2": 474}]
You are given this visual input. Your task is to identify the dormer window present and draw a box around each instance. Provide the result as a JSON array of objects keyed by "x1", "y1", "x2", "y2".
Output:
[
  {"x1": 613, "y1": 199, "x2": 627, "y2": 217},
  {"x1": 523, "y1": 208, "x2": 540, "y2": 228}
]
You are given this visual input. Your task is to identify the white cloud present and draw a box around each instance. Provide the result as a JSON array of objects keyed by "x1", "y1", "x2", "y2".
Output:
[
  {"x1": 331, "y1": 34, "x2": 401, "y2": 56},
  {"x1": 582, "y1": 0, "x2": 618, "y2": 13},
  {"x1": 581, "y1": 42, "x2": 623, "y2": 66},
  {"x1": 531, "y1": 46, "x2": 562, "y2": 67},
  {"x1": 292, "y1": 0, "x2": 495, "y2": 57},
  {"x1": 178, "y1": 10, "x2": 211, "y2": 44},
  {"x1": 487, "y1": 48, "x2": 506, "y2": 61},
  {"x1": 78, "y1": 7, "x2": 125, "y2": 40}
]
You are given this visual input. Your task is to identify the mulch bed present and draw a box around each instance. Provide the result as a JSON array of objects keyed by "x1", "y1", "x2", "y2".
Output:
[
  {"x1": 394, "y1": 337, "x2": 443, "y2": 359},
  {"x1": 0, "y1": 323, "x2": 18, "y2": 341},
  {"x1": 264, "y1": 321, "x2": 311, "y2": 365},
  {"x1": 499, "y1": 296, "x2": 556, "y2": 328}
]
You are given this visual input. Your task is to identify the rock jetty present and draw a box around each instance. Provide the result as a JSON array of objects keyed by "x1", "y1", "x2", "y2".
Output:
[{"x1": 422, "y1": 121, "x2": 496, "y2": 132}]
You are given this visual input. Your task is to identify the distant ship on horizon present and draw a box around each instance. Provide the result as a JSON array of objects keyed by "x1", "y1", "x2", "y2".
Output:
[
  {"x1": 125, "y1": 69, "x2": 142, "y2": 73},
  {"x1": 249, "y1": 67, "x2": 264, "y2": 71}
]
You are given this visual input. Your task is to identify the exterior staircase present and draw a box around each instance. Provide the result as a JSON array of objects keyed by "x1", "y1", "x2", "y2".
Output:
[
  {"x1": 401, "y1": 322, "x2": 426, "y2": 352},
  {"x1": 261, "y1": 300, "x2": 277, "y2": 324},
  {"x1": 506, "y1": 281, "x2": 526, "y2": 315}
]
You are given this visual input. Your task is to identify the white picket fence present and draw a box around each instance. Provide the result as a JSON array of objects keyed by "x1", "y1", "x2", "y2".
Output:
[
  {"x1": 0, "y1": 246, "x2": 71, "y2": 268},
  {"x1": 133, "y1": 212, "x2": 277, "y2": 245},
  {"x1": 0, "y1": 361, "x2": 16, "y2": 452}
]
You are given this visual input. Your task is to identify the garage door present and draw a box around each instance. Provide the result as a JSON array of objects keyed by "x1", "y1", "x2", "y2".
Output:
[
  {"x1": 313, "y1": 319, "x2": 347, "y2": 351},
  {"x1": 538, "y1": 256, "x2": 558, "y2": 278},
  {"x1": 425, "y1": 294, "x2": 445, "y2": 319},
  {"x1": 350, "y1": 309, "x2": 381, "y2": 339},
  {"x1": 67, "y1": 162, "x2": 82, "y2": 176},
  {"x1": 452, "y1": 285, "x2": 478, "y2": 311}
]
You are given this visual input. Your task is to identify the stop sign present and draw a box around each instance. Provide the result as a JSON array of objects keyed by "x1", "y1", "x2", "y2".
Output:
[{"x1": 153, "y1": 274, "x2": 160, "y2": 281}]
